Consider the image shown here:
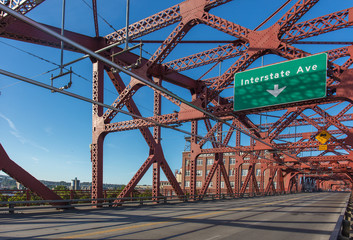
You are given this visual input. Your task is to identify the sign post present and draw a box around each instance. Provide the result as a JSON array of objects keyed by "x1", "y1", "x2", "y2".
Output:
[{"x1": 234, "y1": 53, "x2": 327, "y2": 111}]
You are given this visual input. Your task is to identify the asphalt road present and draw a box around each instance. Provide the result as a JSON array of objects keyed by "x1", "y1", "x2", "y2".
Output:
[{"x1": 0, "y1": 192, "x2": 349, "y2": 239}]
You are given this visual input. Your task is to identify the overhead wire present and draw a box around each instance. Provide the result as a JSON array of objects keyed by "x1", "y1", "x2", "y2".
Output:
[
  {"x1": 0, "y1": 0, "x2": 303, "y2": 169},
  {"x1": 0, "y1": 39, "x2": 91, "y2": 84},
  {"x1": 0, "y1": 36, "x2": 156, "y2": 114},
  {"x1": 80, "y1": 0, "x2": 154, "y2": 57},
  {"x1": 0, "y1": 0, "x2": 157, "y2": 113},
  {"x1": 0, "y1": 3, "x2": 320, "y2": 174},
  {"x1": 0, "y1": 67, "x2": 304, "y2": 173}
]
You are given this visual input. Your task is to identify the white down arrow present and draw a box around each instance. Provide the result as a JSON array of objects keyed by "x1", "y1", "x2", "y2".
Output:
[{"x1": 266, "y1": 84, "x2": 286, "y2": 98}]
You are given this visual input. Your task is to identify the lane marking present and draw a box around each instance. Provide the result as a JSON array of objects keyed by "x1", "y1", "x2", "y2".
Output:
[
  {"x1": 206, "y1": 235, "x2": 221, "y2": 240},
  {"x1": 59, "y1": 221, "x2": 168, "y2": 239},
  {"x1": 58, "y1": 194, "x2": 316, "y2": 239}
]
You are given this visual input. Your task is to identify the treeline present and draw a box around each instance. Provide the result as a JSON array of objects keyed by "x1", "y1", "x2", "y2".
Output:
[{"x1": 0, "y1": 185, "x2": 154, "y2": 204}]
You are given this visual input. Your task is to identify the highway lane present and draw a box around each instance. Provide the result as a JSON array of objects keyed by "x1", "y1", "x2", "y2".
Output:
[{"x1": 0, "y1": 192, "x2": 349, "y2": 239}]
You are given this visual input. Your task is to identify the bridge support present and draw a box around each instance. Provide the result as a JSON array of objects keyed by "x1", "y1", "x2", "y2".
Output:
[{"x1": 0, "y1": 144, "x2": 64, "y2": 205}]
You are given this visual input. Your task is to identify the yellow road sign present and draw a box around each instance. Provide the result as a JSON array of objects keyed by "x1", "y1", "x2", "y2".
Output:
[
  {"x1": 315, "y1": 130, "x2": 331, "y2": 144},
  {"x1": 319, "y1": 145, "x2": 328, "y2": 151}
]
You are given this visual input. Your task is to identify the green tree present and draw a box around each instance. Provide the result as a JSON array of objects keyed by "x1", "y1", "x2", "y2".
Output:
[
  {"x1": 8, "y1": 192, "x2": 26, "y2": 202},
  {"x1": 0, "y1": 193, "x2": 9, "y2": 202},
  {"x1": 54, "y1": 185, "x2": 68, "y2": 190},
  {"x1": 54, "y1": 185, "x2": 70, "y2": 199},
  {"x1": 138, "y1": 189, "x2": 152, "y2": 198}
]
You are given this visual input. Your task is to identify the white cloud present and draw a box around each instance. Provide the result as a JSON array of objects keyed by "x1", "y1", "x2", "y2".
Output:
[
  {"x1": 31, "y1": 157, "x2": 39, "y2": 164},
  {"x1": 0, "y1": 113, "x2": 17, "y2": 132},
  {"x1": 0, "y1": 113, "x2": 49, "y2": 152}
]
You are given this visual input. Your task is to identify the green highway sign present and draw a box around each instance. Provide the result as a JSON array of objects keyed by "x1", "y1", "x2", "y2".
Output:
[{"x1": 233, "y1": 53, "x2": 327, "y2": 111}]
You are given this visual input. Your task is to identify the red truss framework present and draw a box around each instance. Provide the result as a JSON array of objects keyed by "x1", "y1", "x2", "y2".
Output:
[{"x1": 1, "y1": 0, "x2": 353, "y2": 200}]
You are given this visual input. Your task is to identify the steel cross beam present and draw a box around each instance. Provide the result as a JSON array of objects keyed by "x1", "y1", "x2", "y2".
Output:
[
  {"x1": 0, "y1": 0, "x2": 44, "y2": 17},
  {"x1": 0, "y1": 143, "x2": 65, "y2": 205}
]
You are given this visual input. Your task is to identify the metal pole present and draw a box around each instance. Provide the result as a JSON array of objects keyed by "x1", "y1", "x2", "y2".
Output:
[
  {"x1": 61, "y1": 41, "x2": 126, "y2": 69},
  {"x1": 60, "y1": 0, "x2": 66, "y2": 74},
  {"x1": 0, "y1": 68, "x2": 194, "y2": 138},
  {"x1": 125, "y1": 0, "x2": 130, "y2": 50},
  {"x1": 0, "y1": 68, "x2": 302, "y2": 172},
  {"x1": 0, "y1": 3, "x2": 302, "y2": 164},
  {"x1": 0, "y1": 68, "x2": 245, "y2": 155},
  {"x1": 0, "y1": 69, "x2": 299, "y2": 175}
]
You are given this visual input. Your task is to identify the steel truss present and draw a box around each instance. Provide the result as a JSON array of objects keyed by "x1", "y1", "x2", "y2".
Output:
[{"x1": 1, "y1": 0, "x2": 353, "y2": 200}]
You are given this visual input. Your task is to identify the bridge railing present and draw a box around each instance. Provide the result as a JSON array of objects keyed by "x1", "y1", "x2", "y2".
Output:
[
  {"x1": 0, "y1": 191, "x2": 296, "y2": 214},
  {"x1": 330, "y1": 191, "x2": 352, "y2": 240}
]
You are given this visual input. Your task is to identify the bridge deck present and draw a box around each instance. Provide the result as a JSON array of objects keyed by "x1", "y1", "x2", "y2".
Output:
[{"x1": 0, "y1": 192, "x2": 349, "y2": 239}]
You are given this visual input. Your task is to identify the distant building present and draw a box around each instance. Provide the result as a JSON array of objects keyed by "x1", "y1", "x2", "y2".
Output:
[
  {"x1": 175, "y1": 169, "x2": 182, "y2": 183},
  {"x1": 161, "y1": 150, "x2": 279, "y2": 196},
  {"x1": 16, "y1": 181, "x2": 23, "y2": 190},
  {"x1": 135, "y1": 185, "x2": 152, "y2": 190},
  {"x1": 71, "y1": 177, "x2": 80, "y2": 190}
]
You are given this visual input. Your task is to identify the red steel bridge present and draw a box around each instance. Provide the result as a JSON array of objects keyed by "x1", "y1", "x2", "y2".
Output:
[{"x1": 0, "y1": 0, "x2": 353, "y2": 204}]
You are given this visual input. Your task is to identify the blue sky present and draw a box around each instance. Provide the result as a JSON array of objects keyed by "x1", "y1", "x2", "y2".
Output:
[{"x1": 0, "y1": 0, "x2": 352, "y2": 184}]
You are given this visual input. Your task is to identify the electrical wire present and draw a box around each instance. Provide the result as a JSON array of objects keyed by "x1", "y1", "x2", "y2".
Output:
[
  {"x1": 80, "y1": 0, "x2": 119, "y2": 35},
  {"x1": 80, "y1": 0, "x2": 154, "y2": 57},
  {"x1": 0, "y1": 38, "x2": 155, "y2": 114},
  {"x1": 0, "y1": 39, "x2": 91, "y2": 83},
  {"x1": 0, "y1": 3, "x2": 325, "y2": 174},
  {"x1": 0, "y1": 67, "x2": 305, "y2": 173}
]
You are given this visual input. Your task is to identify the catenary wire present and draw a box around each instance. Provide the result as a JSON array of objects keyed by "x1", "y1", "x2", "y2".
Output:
[
  {"x1": 0, "y1": 4, "x2": 319, "y2": 172},
  {"x1": 0, "y1": 38, "x2": 155, "y2": 114},
  {"x1": 80, "y1": 0, "x2": 154, "y2": 57},
  {"x1": 0, "y1": 67, "x2": 304, "y2": 173}
]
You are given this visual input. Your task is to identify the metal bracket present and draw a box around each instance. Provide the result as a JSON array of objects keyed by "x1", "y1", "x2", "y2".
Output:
[
  {"x1": 110, "y1": 42, "x2": 143, "y2": 73},
  {"x1": 50, "y1": 67, "x2": 72, "y2": 92}
]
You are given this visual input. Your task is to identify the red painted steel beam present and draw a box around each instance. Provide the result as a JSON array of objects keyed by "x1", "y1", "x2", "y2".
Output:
[
  {"x1": 262, "y1": 113, "x2": 353, "y2": 130},
  {"x1": 268, "y1": 109, "x2": 304, "y2": 141},
  {"x1": 239, "y1": 163, "x2": 256, "y2": 197},
  {"x1": 0, "y1": 0, "x2": 45, "y2": 20},
  {"x1": 264, "y1": 168, "x2": 277, "y2": 195},
  {"x1": 91, "y1": 61, "x2": 105, "y2": 204},
  {"x1": 276, "y1": 129, "x2": 344, "y2": 140},
  {"x1": 276, "y1": 0, "x2": 320, "y2": 37},
  {"x1": 297, "y1": 155, "x2": 353, "y2": 163},
  {"x1": 0, "y1": 143, "x2": 64, "y2": 204},
  {"x1": 103, "y1": 0, "x2": 231, "y2": 45},
  {"x1": 105, "y1": 71, "x2": 158, "y2": 149},
  {"x1": 110, "y1": 51, "x2": 198, "y2": 90},
  {"x1": 102, "y1": 78, "x2": 142, "y2": 124},
  {"x1": 283, "y1": 7, "x2": 353, "y2": 42},
  {"x1": 92, "y1": 0, "x2": 99, "y2": 38},
  {"x1": 198, "y1": 120, "x2": 220, "y2": 148},
  {"x1": 130, "y1": 40, "x2": 353, "y2": 45},
  {"x1": 104, "y1": 4, "x2": 181, "y2": 45},
  {"x1": 1, "y1": 20, "x2": 100, "y2": 51},
  {"x1": 223, "y1": 119, "x2": 237, "y2": 146},
  {"x1": 103, "y1": 110, "x2": 353, "y2": 135},
  {"x1": 220, "y1": 161, "x2": 233, "y2": 194},
  {"x1": 115, "y1": 155, "x2": 156, "y2": 205},
  {"x1": 105, "y1": 70, "x2": 184, "y2": 197},
  {"x1": 164, "y1": 40, "x2": 350, "y2": 76},
  {"x1": 164, "y1": 42, "x2": 247, "y2": 72},
  {"x1": 199, "y1": 157, "x2": 218, "y2": 197},
  {"x1": 147, "y1": 22, "x2": 193, "y2": 70}
]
